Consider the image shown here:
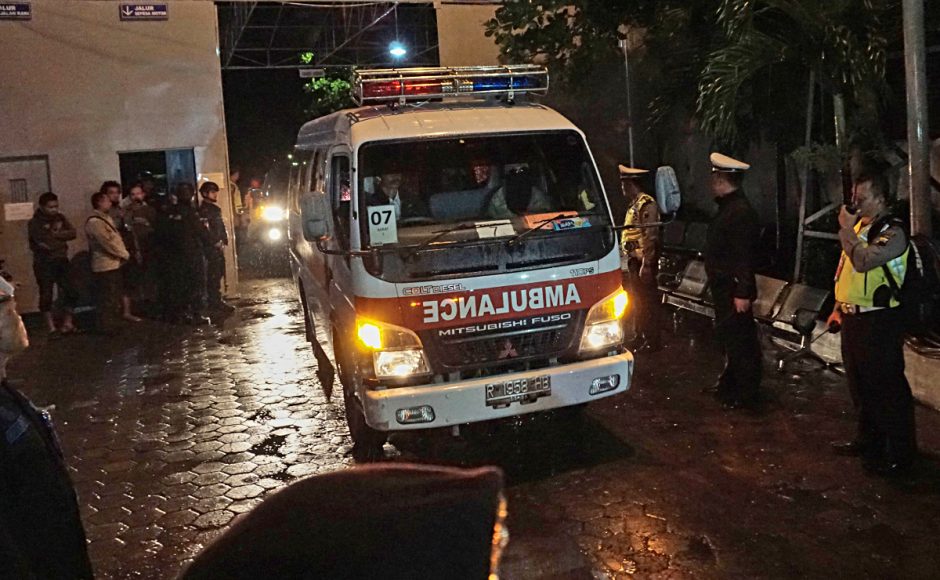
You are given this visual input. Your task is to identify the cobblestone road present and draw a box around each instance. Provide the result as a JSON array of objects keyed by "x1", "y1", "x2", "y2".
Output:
[{"x1": 9, "y1": 276, "x2": 940, "y2": 579}]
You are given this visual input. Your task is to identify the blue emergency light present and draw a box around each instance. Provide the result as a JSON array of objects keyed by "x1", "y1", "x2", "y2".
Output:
[{"x1": 353, "y1": 65, "x2": 549, "y2": 105}]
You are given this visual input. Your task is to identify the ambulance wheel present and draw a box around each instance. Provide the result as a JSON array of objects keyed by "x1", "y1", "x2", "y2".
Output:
[
  {"x1": 343, "y1": 387, "x2": 386, "y2": 462},
  {"x1": 335, "y1": 333, "x2": 386, "y2": 461}
]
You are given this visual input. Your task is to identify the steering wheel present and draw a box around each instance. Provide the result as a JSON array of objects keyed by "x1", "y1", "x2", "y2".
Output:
[{"x1": 398, "y1": 217, "x2": 436, "y2": 226}]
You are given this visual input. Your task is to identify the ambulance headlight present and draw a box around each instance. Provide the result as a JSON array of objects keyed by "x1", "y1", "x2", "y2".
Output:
[
  {"x1": 374, "y1": 350, "x2": 429, "y2": 379},
  {"x1": 579, "y1": 289, "x2": 627, "y2": 353},
  {"x1": 261, "y1": 205, "x2": 288, "y2": 222},
  {"x1": 356, "y1": 318, "x2": 430, "y2": 380}
]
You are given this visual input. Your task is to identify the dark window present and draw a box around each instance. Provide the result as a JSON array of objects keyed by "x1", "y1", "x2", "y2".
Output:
[{"x1": 118, "y1": 149, "x2": 196, "y2": 197}]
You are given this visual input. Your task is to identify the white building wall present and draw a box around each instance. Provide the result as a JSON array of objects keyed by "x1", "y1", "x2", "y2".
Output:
[
  {"x1": 0, "y1": 0, "x2": 236, "y2": 313},
  {"x1": 436, "y1": 2, "x2": 500, "y2": 66}
]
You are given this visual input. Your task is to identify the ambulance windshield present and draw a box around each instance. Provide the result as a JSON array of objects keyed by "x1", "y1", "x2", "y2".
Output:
[{"x1": 358, "y1": 130, "x2": 609, "y2": 247}]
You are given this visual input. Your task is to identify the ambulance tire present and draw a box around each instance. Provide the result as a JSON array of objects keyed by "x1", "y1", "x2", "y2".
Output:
[
  {"x1": 343, "y1": 387, "x2": 386, "y2": 462},
  {"x1": 335, "y1": 332, "x2": 386, "y2": 461}
]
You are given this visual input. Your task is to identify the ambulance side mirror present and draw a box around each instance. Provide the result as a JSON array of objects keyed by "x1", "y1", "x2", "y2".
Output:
[{"x1": 301, "y1": 192, "x2": 332, "y2": 242}]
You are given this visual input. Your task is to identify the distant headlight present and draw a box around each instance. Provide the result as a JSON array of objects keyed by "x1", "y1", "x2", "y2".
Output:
[
  {"x1": 261, "y1": 206, "x2": 287, "y2": 222},
  {"x1": 267, "y1": 227, "x2": 283, "y2": 241}
]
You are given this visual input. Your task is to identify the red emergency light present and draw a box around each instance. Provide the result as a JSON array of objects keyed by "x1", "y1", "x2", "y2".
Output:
[
  {"x1": 361, "y1": 79, "x2": 444, "y2": 99},
  {"x1": 353, "y1": 65, "x2": 549, "y2": 105}
]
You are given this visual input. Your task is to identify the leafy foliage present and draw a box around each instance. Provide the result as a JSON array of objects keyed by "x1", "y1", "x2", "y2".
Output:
[
  {"x1": 484, "y1": 0, "x2": 658, "y2": 85},
  {"x1": 303, "y1": 67, "x2": 355, "y2": 119},
  {"x1": 485, "y1": 0, "x2": 901, "y2": 151},
  {"x1": 696, "y1": 0, "x2": 898, "y2": 147}
]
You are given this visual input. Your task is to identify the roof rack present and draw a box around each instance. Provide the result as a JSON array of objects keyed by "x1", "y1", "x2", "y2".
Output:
[{"x1": 352, "y1": 65, "x2": 549, "y2": 106}]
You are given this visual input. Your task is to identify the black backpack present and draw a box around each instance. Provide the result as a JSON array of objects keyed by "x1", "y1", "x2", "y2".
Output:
[{"x1": 872, "y1": 216, "x2": 940, "y2": 333}]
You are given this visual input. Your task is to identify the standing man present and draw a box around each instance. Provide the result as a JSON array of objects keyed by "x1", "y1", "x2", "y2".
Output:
[
  {"x1": 27, "y1": 192, "x2": 79, "y2": 335},
  {"x1": 618, "y1": 165, "x2": 663, "y2": 352},
  {"x1": 704, "y1": 153, "x2": 763, "y2": 409},
  {"x1": 102, "y1": 181, "x2": 141, "y2": 322},
  {"x1": 199, "y1": 181, "x2": 234, "y2": 315},
  {"x1": 123, "y1": 182, "x2": 158, "y2": 311},
  {"x1": 84, "y1": 192, "x2": 130, "y2": 335},
  {"x1": 827, "y1": 169, "x2": 916, "y2": 477}
]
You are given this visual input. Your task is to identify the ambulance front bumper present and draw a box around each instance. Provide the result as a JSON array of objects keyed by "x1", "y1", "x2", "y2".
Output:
[{"x1": 361, "y1": 352, "x2": 633, "y2": 431}]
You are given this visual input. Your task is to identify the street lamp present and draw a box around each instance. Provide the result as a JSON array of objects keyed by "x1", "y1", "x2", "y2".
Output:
[{"x1": 389, "y1": 41, "x2": 407, "y2": 59}]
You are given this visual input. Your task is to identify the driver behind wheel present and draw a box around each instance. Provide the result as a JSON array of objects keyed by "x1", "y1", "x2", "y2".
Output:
[{"x1": 367, "y1": 164, "x2": 429, "y2": 220}]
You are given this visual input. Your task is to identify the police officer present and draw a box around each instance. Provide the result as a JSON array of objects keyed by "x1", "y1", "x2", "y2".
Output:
[
  {"x1": 619, "y1": 164, "x2": 662, "y2": 352},
  {"x1": 704, "y1": 153, "x2": 763, "y2": 409},
  {"x1": 199, "y1": 181, "x2": 234, "y2": 315},
  {"x1": 154, "y1": 184, "x2": 209, "y2": 324},
  {"x1": 827, "y1": 169, "x2": 916, "y2": 477}
]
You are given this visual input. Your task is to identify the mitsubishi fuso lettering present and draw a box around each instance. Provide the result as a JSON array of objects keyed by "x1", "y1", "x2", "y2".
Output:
[{"x1": 288, "y1": 66, "x2": 634, "y2": 458}]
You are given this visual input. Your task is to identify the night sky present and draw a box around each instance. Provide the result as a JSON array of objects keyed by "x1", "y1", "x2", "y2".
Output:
[{"x1": 222, "y1": 69, "x2": 310, "y2": 184}]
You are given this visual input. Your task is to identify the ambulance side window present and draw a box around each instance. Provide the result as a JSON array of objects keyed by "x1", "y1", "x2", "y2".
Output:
[
  {"x1": 288, "y1": 152, "x2": 304, "y2": 211},
  {"x1": 308, "y1": 149, "x2": 327, "y2": 194},
  {"x1": 303, "y1": 150, "x2": 320, "y2": 193},
  {"x1": 330, "y1": 155, "x2": 351, "y2": 250}
]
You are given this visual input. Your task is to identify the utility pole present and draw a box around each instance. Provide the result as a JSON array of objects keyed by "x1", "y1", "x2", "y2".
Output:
[
  {"x1": 903, "y1": 0, "x2": 931, "y2": 237},
  {"x1": 618, "y1": 37, "x2": 635, "y2": 167}
]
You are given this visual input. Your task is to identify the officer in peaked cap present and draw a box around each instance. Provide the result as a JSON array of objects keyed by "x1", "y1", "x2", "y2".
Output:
[
  {"x1": 618, "y1": 164, "x2": 662, "y2": 352},
  {"x1": 704, "y1": 152, "x2": 763, "y2": 410}
]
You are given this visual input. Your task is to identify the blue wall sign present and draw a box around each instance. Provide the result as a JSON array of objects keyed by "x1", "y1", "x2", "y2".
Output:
[
  {"x1": 119, "y1": 4, "x2": 168, "y2": 21},
  {"x1": 0, "y1": 3, "x2": 31, "y2": 20}
]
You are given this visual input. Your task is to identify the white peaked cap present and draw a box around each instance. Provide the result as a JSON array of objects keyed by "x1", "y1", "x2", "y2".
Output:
[
  {"x1": 618, "y1": 164, "x2": 649, "y2": 178},
  {"x1": 710, "y1": 152, "x2": 750, "y2": 172}
]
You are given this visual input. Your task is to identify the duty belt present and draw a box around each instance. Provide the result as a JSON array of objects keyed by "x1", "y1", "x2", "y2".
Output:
[{"x1": 838, "y1": 303, "x2": 888, "y2": 315}]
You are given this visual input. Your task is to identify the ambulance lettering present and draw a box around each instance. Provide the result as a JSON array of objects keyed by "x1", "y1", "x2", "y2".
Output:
[{"x1": 422, "y1": 283, "x2": 582, "y2": 324}]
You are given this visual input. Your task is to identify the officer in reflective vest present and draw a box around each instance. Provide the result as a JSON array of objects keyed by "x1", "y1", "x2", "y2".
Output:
[
  {"x1": 827, "y1": 169, "x2": 916, "y2": 477},
  {"x1": 704, "y1": 153, "x2": 763, "y2": 409},
  {"x1": 619, "y1": 165, "x2": 662, "y2": 352}
]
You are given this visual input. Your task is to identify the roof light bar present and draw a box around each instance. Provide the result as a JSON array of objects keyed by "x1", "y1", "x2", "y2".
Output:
[{"x1": 352, "y1": 65, "x2": 549, "y2": 105}]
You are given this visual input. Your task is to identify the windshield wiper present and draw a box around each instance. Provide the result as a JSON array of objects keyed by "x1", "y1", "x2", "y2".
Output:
[
  {"x1": 506, "y1": 213, "x2": 572, "y2": 246},
  {"x1": 507, "y1": 212, "x2": 606, "y2": 247},
  {"x1": 404, "y1": 221, "x2": 511, "y2": 259}
]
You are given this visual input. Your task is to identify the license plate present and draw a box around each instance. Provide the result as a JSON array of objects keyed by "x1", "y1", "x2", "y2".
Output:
[{"x1": 485, "y1": 375, "x2": 551, "y2": 407}]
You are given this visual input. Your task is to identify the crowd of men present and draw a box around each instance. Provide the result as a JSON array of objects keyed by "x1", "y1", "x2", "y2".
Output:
[{"x1": 27, "y1": 179, "x2": 234, "y2": 336}]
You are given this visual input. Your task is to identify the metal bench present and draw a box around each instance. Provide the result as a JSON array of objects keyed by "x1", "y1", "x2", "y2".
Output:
[{"x1": 661, "y1": 259, "x2": 714, "y2": 319}]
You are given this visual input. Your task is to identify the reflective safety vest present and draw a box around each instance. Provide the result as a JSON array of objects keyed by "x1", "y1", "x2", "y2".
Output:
[
  {"x1": 620, "y1": 192, "x2": 655, "y2": 251},
  {"x1": 834, "y1": 221, "x2": 908, "y2": 308}
]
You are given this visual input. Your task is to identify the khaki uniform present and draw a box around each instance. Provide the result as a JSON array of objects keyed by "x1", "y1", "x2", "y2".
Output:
[{"x1": 620, "y1": 192, "x2": 662, "y2": 349}]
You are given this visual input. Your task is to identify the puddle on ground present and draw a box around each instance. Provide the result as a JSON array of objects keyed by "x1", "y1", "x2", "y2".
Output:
[{"x1": 249, "y1": 433, "x2": 289, "y2": 456}]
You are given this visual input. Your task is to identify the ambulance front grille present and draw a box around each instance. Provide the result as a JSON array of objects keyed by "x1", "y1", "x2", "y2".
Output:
[{"x1": 424, "y1": 313, "x2": 582, "y2": 372}]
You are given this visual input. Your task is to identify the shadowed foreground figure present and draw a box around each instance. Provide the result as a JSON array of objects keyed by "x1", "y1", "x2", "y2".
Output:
[
  {"x1": 0, "y1": 277, "x2": 93, "y2": 578},
  {"x1": 181, "y1": 464, "x2": 506, "y2": 580}
]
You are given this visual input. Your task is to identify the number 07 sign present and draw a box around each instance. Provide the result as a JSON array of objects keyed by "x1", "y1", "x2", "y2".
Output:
[{"x1": 367, "y1": 204, "x2": 398, "y2": 246}]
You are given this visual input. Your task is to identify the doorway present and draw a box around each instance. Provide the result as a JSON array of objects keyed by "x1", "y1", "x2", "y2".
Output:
[
  {"x1": 118, "y1": 148, "x2": 196, "y2": 199},
  {"x1": 0, "y1": 155, "x2": 52, "y2": 313}
]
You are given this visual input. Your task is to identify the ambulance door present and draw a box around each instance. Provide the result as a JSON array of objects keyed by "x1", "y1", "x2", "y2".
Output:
[
  {"x1": 299, "y1": 147, "x2": 331, "y2": 332},
  {"x1": 325, "y1": 148, "x2": 355, "y2": 336}
]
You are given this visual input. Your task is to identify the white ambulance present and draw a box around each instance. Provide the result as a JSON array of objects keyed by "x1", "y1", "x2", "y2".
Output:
[{"x1": 288, "y1": 66, "x2": 634, "y2": 458}]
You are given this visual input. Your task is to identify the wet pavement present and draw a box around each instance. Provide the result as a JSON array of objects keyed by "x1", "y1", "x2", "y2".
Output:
[{"x1": 9, "y1": 273, "x2": 940, "y2": 579}]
